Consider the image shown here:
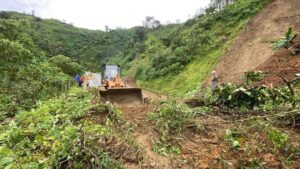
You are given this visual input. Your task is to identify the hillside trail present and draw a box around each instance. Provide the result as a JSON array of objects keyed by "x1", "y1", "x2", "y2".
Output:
[{"x1": 209, "y1": 0, "x2": 300, "y2": 84}]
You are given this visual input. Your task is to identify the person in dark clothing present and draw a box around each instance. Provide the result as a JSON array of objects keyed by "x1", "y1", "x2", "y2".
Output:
[{"x1": 74, "y1": 74, "x2": 81, "y2": 86}]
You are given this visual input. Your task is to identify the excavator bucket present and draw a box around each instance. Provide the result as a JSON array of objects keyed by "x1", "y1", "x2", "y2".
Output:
[{"x1": 99, "y1": 87, "x2": 143, "y2": 105}]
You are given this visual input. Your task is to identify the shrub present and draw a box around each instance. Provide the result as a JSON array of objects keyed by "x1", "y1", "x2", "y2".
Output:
[
  {"x1": 49, "y1": 54, "x2": 84, "y2": 76},
  {"x1": 273, "y1": 27, "x2": 298, "y2": 50},
  {"x1": 211, "y1": 83, "x2": 295, "y2": 111},
  {"x1": 147, "y1": 101, "x2": 195, "y2": 141},
  {"x1": 0, "y1": 62, "x2": 71, "y2": 120},
  {"x1": 243, "y1": 71, "x2": 265, "y2": 84}
]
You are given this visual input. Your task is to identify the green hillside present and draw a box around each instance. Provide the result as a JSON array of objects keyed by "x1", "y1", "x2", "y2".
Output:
[
  {"x1": 130, "y1": 0, "x2": 271, "y2": 96},
  {"x1": 0, "y1": 0, "x2": 270, "y2": 97},
  {"x1": 0, "y1": 11, "x2": 140, "y2": 70}
]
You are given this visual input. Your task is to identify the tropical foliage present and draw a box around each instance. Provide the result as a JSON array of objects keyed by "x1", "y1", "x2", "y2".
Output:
[
  {"x1": 49, "y1": 54, "x2": 83, "y2": 76},
  {"x1": 243, "y1": 70, "x2": 265, "y2": 85},
  {"x1": 211, "y1": 83, "x2": 297, "y2": 111},
  {"x1": 273, "y1": 27, "x2": 298, "y2": 50},
  {"x1": 0, "y1": 88, "x2": 131, "y2": 168},
  {"x1": 0, "y1": 18, "x2": 79, "y2": 120}
]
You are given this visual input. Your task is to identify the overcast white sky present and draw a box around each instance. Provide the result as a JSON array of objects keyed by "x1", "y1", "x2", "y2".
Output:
[{"x1": 0, "y1": 0, "x2": 210, "y2": 30}]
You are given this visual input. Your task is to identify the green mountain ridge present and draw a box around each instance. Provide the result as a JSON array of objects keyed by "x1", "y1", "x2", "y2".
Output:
[{"x1": 1, "y1": 11, "x2": 140, "y2": 70}]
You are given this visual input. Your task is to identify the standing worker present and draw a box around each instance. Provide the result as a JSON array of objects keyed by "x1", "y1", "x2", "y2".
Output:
[
  {"x1": 211, "y1": 70, "x2": 219, "y2": 91},
  {"x1": 74, "y1": 74, "x2": 80, "y2": 86}
]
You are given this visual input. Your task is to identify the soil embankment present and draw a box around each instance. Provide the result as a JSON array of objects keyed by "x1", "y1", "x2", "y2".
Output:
[{"x1": 211, "y1": 0, "x2": 300, "y2": 84}]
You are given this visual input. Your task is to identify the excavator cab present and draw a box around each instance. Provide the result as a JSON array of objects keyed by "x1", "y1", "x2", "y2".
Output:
[{"x1": 99, "y1": 64, "x2": 143, "y2": 104}]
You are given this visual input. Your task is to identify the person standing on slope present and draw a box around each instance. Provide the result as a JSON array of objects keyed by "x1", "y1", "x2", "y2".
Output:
[{"x1": 211, "y1": 70, "x2": 219, "y2": 91}]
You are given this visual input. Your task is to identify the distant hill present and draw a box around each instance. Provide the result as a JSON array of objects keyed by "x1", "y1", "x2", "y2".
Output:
[{"x1": 0, "y1": 11, "x2": 143, "y2": 70}]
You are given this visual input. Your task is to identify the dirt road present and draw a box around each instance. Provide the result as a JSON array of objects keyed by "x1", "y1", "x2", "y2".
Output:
[
  {"x1": 120, "y1": 104, "x2": 173, "y2": 169},
  {"x1": 113, "y1": 84, "x2": 171, "y2": 168}
]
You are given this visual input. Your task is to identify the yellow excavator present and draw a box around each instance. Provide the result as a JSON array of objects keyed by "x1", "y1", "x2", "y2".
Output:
[{"x1": 99, "y1": 64, "x2": 143, "y2": 104}]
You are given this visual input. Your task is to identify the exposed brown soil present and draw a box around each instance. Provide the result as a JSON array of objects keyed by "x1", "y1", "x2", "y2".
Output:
[
  {"x1": 103, "y1": 76, "x2": 172, "y2": 168},
  {"x1": 119, "y1": 101, "x2": 300, "y2": 168},
  {"x1": 117, "y1": 103, "x2": 174, "y2": 169},
  {"x1": 210, "y1": 0, "x2": 300, "y2": 84},
  {"x1": 254, "y1": 37, "x2": 300, "y2": 86}
]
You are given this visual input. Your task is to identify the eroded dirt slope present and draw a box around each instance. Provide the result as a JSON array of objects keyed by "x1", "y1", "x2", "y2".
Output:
[
  {"x1": 211, "y1": 0, "x2": 300, "y2": 84},
  {"x1": 254, "y1": 36, "x2": 300, "y2": 86}
]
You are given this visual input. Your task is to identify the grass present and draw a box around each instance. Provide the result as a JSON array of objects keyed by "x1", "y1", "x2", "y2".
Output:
[{"x1": 137, "y1": 49, "x2": 220, "y2": 96}]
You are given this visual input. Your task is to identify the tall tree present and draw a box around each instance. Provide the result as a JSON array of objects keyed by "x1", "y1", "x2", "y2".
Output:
[
  {"x1": 142, "y1": 16, "x2": 161, "y2": 29},
  {"x1": 105, "y1": 25, "x2": 110, "y2": 32},
  {"x1": 210, "y1": 0, "x2": 235, "y2": 10}
]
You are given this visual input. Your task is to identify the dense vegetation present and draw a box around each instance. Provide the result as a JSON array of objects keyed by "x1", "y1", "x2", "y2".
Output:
[
  {"x1": 0, "y1": 88, "x2": 140, "y2": 168},
  {"x1": 0, "y1": 11, "x2": 144, "y2": 71},
  {"x1": 0, "y1": 0, "x2": 270, "y2": 96},
  {"x1": 0, "y1": 17, "x2": 84, "y2": 120},
  {"x1": 132, "y1": 0, "x2": 271, "y2": 95}
]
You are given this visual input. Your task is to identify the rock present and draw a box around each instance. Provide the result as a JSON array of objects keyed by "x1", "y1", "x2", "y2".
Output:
[{"x1": 150, "y1": 162, "x2": 156, "y2": 167}]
